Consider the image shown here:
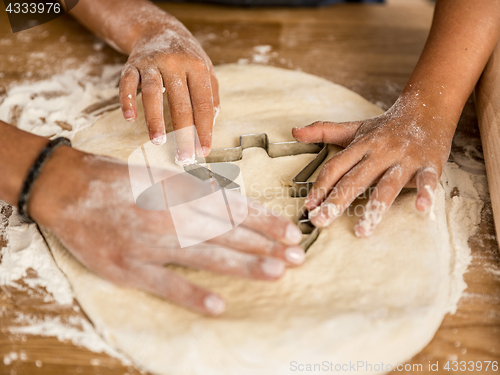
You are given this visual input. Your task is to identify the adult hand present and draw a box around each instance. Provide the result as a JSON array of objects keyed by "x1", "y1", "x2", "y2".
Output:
[
  {"x1": 119, "y1": 21, "x2": 219, "y2": 163},
  {"x1": 292, "y1": 97, "x2": 456, "y2": 237},
  {"x1": 29, "y1": 149, "x2": 305, "y2": 316}
]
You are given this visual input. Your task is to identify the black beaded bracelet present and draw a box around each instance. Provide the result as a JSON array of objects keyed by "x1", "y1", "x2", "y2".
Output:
[{"x1": 18, "y1": 137, "x2": 72, "y2": 223}]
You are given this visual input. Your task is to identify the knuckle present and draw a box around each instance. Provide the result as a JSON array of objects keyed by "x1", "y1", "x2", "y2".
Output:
[
  {"x1": 108, "y1": 251, "x2": 127, "y2": 269},
  {"x1": 141, "y1": 76, "x2": 161, "y2": 89},
  {"x1": 322, "y1": 156, "x2": 341, "y2": 173},
  {"x1": 309, "y1": 120, "x2": 324, "y2": 127},
  {"x1": 121, "y1": 65, "x2": 137, "y2": 77},
  {"x1": 120, "y1": 89, "x2": 135, "y2": 101},
  {"x1": 141, "y1": 84, "x2": 162, "y2": 96},
  {"x1": 195, "y1": 101, "x2": 214, "y2": 116},
  {"x1": 188, "y1": 55, "x2": 208, "y2": 70},
  {"x1": 161, "y1": 54, "x2": 182, "y2": 70},
  {"x1": 145, "y1": 116, "x2": 164, "y2": 128},
  {"x1": 171, "y1": 105, "x2": 193, "y2": 119},
  {"x1": 100, "y1": 255, "x2": 130, "y2": 285}
]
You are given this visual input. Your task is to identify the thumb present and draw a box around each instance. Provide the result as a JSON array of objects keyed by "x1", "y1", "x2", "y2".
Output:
[{"x1": 292, "y1": 121, "x2": 361, "y2": 147}]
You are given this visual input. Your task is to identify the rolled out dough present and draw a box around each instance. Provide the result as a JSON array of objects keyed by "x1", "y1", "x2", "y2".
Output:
[{"x1": 42, "y1": 64, "x2": 469, "y2": 375}]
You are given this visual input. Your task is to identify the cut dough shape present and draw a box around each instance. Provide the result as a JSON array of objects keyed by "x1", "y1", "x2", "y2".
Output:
[{"x1": 42, "y1": 65, "x2": 463, "y2": 375}]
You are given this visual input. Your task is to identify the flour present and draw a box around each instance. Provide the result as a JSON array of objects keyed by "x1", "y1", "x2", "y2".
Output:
[
  {"x1": 238, "y1": 45, "x2": 278, "y2": 65},
  {"x1": 0, "y1": 215, "x2": 73, "y2": 305},
  {"x1": 3, "y1": 351, "x2": 27, "y2": 366},
  {"x1": 0, "y1": 210, "x2": 131, "y2": 364},
  {"x1": 354, "y1": 200, "x2": 387, "y2": 237},
  {"x1": 425, "y1": 184, "x2": 437, "y2": 221},
  {"x1": 7, "y1": 313, "x2": 130, "y2": 365},
  {"x1": 441, "y1": 163, "x2": 486, "y2": 314},
  {"x1": 0, "y1": 64, "x2": 123, "y2": 138}
]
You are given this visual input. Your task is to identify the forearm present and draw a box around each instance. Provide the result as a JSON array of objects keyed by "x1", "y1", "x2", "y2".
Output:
[
  {"x1": 68, "y1": 0, "x2": 187, "y2": 54},
  {"x1": 0, "y1": 121, "x2": 49, "y2": 206},
  {"x1": 400, "y1": 0, "x2": 500, "y2": 123}
]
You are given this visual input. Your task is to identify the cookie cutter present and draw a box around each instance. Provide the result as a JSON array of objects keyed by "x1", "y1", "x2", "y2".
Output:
[{"x1": 185, "y1": 133, "x2": 329, "y2": 250}]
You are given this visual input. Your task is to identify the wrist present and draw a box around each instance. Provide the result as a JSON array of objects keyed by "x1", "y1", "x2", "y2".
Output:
[
  {"x1": 129, "y1": 16, "x2": 192, "y2": 53},
  {"x1": 397, "y1": 74, "x2": 469, "y2": 126},
  {"x1": 28, "y1": 146, "x2": 91, "y2": 227},
  {"x1": 390, "y1": 86, "x2": 461, "y2": 130}
]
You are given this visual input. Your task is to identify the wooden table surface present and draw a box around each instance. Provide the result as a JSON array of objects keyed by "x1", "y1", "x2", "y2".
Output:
[{"x1": 0, "y1": 0, "x2": 499, "y2": 374}]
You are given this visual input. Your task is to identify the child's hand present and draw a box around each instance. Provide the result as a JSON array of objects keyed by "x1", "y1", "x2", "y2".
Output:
[
  {"x1": 30, "y1": 149, "x2": 305, "y2": 316},
  {"x1": 119, "y1": 23, "x2": 219, "y2": 161},
  {"x1": 292, "y1": 97, "x2": 456, "y2": 237}
]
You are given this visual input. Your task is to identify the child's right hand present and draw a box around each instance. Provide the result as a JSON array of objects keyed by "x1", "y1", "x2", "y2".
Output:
[{"x1": 119, "y1": 20, "x2": 219, "y2": 162}]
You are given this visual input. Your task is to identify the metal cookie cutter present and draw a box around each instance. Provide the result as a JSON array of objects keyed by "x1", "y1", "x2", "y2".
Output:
[{"x1": 184, "y1": 133, "x2": 329, "y2": 251}]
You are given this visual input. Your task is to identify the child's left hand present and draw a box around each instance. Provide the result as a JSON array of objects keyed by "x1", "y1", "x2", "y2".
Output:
[
  {"x1": 119, "y1": 22, "x2": 219, "y2": 161},
  {"x1": 292, "y1": 96, "x2": 456, "y2": 237}
]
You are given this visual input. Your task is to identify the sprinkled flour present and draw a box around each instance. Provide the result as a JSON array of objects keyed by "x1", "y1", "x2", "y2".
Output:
[{"x1": 0, "y1": 64, "x2": 123, "y2": 138}]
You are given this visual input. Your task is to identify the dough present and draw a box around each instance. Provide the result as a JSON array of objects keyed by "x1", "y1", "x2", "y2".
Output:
[{"x1": 42, "y1": 65, "x2": 460, "y2": 375}]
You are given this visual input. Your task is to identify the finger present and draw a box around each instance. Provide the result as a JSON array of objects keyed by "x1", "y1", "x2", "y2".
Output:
[
  {"x1": 187, "y1": 189, "x2": 303, "y2": 247},
  {"x1": 162, "y1": 71, "x2": 196, "y2": 164},
  {"x1": 119, "y1": 65, "x2": 140, "y2": 122},
  {"x1": 292, "y1": 121, "x2": 360, "y2": 147},
  {"x1": 208, "y1": 225, "x2": 306, "y2": 266},
  {"x1": 309, "y1": 156, "x2": 387, "y2": 227},
  {"x1": 415, "y1": 167, "x2": 438, "y2": 212},
  {"x1": 128, "y1": 263, "x2": 226, "y2": 315},
  {"x1": 188, "y1": 193, "x2": 305, "y2": 265},
  {"x1": 141, "y1": 245, "x2": 287, "y2": 280},
  {"x1": 354, "y1": 165, "x2": 410, "y2": 238},
  {"x1": 243, "y1": 199, "x2": 304, "y2": 246},
  {"x1": 305, "y1": 144, "x2": 369, "y2": 210},
  {"x1": 145, "y1": 186, "x2": 305, "y2": 265},
  {"x1": 140, "y1": 67, "x2": 166, "y2": 146},
  {"x1": 187, "y1": 62, "x2": 215, "y2": 157},
  {"x1": 210, "y1": 70, "x2": 220, "y2": 117}
]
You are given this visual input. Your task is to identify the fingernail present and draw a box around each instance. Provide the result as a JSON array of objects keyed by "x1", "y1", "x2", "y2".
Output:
[
  {"x1": 175, "y1": 150, "x2": 197, "y2": 166},
  {"x1": 304, "y1": 195, "x2": 318, "y2": 209},
  {"x1": 285, "y1": 246, "x2": 305, "y2": 265},
  {"x1": 308, "y1": 206, "x2": 322, "y2": 219},
  {"x1": 262, "y1": 258, "x2": 285, "y2": 278},
  {"x1": 354, "y1": 200, "x2": 386, "y2": 237},
  {"x1": 285, "y1": 224, "x2": 302, "y2": 245},
  {"x1": 202, "y1": 146, "x2": 211, "y2": 157},
  {"x1": 151, "y1": 133, "x2": 166, "y2": 146},
  {"x1": 354, "y1": 222, "x2": 368, "y2": 238},
  {"x1": 124, "y1": 110, "x2": 134, "y2": 121},
  {"x1": 417, "y1": 197, "x2": 431, "y2": 211},
  {"x1": 310, "y1": 204, "x2": 341, "y2": 227},
  {"x1": 204, "y1": 294, "x2": 226, "y2": 315}
]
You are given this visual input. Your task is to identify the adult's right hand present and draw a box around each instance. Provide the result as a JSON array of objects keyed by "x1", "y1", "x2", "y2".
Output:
[{"x1": 29, "y1": 148, "x2": 305, "y2": 316}]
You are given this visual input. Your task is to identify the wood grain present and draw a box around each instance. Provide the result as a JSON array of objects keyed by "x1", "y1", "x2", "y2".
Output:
[{"x1": 0, "y1": 1, "x2": 499, "y2": 374}]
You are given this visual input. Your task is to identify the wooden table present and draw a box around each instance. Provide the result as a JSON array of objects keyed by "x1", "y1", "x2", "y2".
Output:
[{"x1": 0, "y1": 0, "x2": 499, "y2": 374}]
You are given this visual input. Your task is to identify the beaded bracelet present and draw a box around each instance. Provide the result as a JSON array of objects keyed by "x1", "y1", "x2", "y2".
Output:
[{"x1": 17, "y1": 137, "x2": 72, "y2": 223}]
